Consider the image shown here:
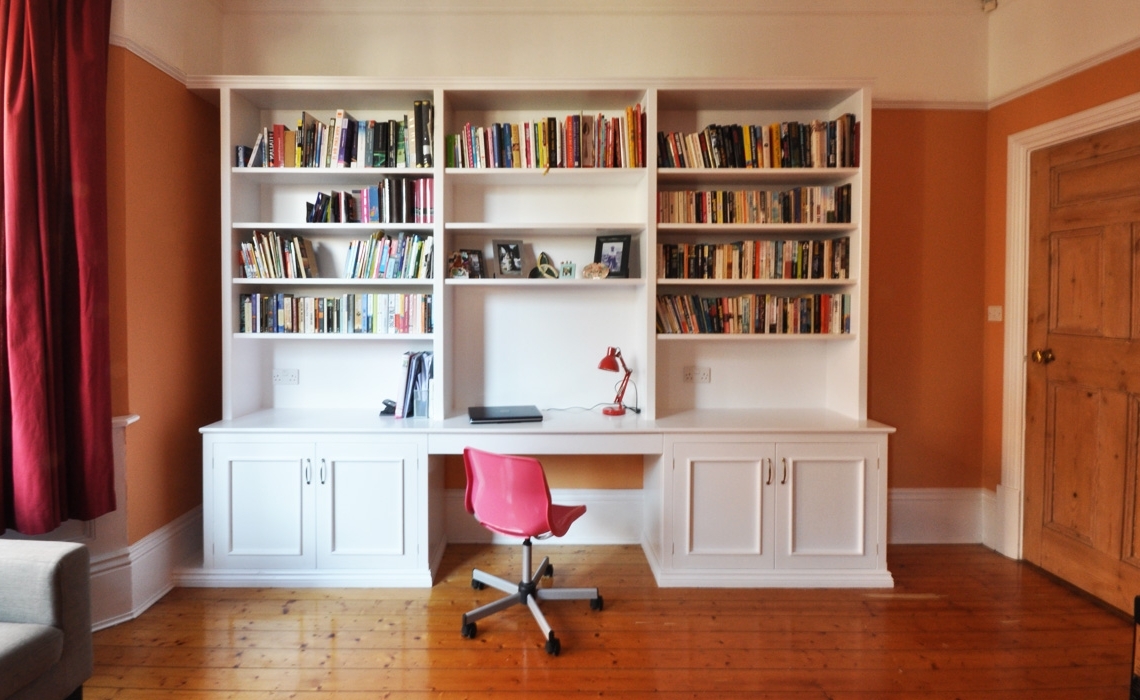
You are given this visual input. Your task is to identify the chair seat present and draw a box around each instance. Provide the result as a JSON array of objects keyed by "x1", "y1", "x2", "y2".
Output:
[{"x1": 548, "y1": 503, "x2": 586, "y2": 538}]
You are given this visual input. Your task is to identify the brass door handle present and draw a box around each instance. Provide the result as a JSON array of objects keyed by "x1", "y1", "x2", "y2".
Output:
[{"x1": 1031, "y1": 348, "x2": 1055, "y2": 364}]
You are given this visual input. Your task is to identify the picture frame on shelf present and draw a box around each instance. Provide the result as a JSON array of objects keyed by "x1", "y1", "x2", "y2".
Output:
[
  {"x1": 492, "y1": 240, "x2": 524, "y2": 277},
  {"x1": 560, "y1": 261, "x2": 576, "y2": 279},
  {"x1": 461, "y1": 249, "x2": 485, "y2": 278},
  {"x1": 595, "y1": 233, "x2": 631, "y2": 278}
]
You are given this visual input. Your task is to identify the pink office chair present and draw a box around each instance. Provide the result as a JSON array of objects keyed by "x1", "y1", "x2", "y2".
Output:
[{"x1": 460, "y1": 447, "x2": 603, "y2": 656}]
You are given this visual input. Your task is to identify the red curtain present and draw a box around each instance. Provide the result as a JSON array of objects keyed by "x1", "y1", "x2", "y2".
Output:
[{"x1": 0, "y1": 0, "x2": 115, "y2": 534}]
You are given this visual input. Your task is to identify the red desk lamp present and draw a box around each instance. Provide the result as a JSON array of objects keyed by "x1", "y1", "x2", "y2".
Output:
[{"x1": 598, "y1": 346, "x2": 631, "y2": 416}]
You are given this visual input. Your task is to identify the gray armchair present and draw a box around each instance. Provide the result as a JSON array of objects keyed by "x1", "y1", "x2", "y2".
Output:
[{"x1": 0, "y1": 540, "x2": 92, "y2": 700}]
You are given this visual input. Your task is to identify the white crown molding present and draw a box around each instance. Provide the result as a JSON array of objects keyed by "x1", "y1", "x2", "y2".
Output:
[
  {"x1": 988, "y1": 35, "x2": 1140, "y2": 110},
  {"x1": 221, "y1": 0, "x2": 980, "y2": 18},
  {"x1": 109, "y1": 32, "x2": 187, "y2": 86},
  {"x1": 874, "y1": 99, "x2": 987, "y2": 111}
]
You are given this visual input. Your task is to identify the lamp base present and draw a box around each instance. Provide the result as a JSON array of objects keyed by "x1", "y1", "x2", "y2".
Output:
[{"x1": 602, "y1": 404, "x2": 626, "y2": 416}]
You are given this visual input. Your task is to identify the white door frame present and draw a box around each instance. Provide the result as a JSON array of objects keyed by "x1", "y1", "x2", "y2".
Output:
[{"x1": 998, "y1": 90, "x2": 1140, "y2": 559}]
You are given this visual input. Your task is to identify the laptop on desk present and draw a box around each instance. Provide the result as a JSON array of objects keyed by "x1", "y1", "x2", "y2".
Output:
[{"x1": 468, "y1": 405, "x2": 544, "y2": 424}]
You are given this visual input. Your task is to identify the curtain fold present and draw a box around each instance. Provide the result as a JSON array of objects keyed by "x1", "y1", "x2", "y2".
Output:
[{"x1": 0, "y1": 0, "x2": 115, "y2": 535}]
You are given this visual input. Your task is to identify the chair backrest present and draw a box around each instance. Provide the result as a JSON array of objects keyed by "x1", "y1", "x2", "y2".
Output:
[{"x1": 464, "y1": 447, "x2": 554, "y2": 538}]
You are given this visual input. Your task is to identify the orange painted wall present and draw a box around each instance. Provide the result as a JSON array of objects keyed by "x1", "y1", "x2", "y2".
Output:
[
  {"x1": 868, "y1": 109, "x2": 988, "y2": 488},
  {"x1": 106, "y1": 47, "x2": 222, "y2": 544},
  {"x1": 981, "y1": 47, "x2": 1140, "y2": 490}
]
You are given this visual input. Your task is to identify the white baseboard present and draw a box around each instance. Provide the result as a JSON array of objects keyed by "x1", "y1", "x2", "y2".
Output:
[
  {"x1": 889, "y1": 488, "x2": 985, "y2": 544},
  {"x1": 90, "y1": 506, "x2": 202, "y2": 631},
  {"x1": 446, "y1": 488, "x2": 643, "y2": 544}
]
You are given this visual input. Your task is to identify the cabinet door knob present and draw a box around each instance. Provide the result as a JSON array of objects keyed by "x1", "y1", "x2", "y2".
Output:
[
  {"x1": 304, "y1": 459, "x2": 312, "y2": 485},
  {"x1": 320, "y1": 458, "x2": 327, "y2": 485},
  {"x1": 781, "y1": 458, "x2": 788, "y2": 485},
  {"x1": 765, "y1": 458, "x2": 772, "y2": 485},
  {"x1": 1030, "y1": 348, "x2": 1055, "y2": 364}
]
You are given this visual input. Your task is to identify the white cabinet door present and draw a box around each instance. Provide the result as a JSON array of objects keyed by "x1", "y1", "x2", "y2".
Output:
[
  {"x1": 671, "y1": 442, "x2": 775, "y2": 570},
  {"x1": 211, "y1": 441, "x2": 316, "y2": 570},
  {"x1": 315, "y1": 441, "x2": 420, "y2": 570},
  {"x1": 774, "y1": 442, "x2": 880, "y2": 570}
]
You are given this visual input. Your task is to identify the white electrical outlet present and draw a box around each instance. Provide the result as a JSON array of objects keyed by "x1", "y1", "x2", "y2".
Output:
[
  {"x1": 272, "y1": 368, "x2": 299, "y2": 385},
  {"x1": 683, "y1": 366, "x2": 711, "y2": 384}
]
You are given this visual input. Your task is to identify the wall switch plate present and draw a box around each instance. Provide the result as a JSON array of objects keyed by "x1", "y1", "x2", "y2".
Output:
[
  {"x1": 683, "y1": 366, "x2": 711, "y2": 384},
  {"x1": 272, "y1": 368, "x2": 299, "y2": 385},
  {"x1": 987, "y1": 305, "x2": 1003, "y2": 322}
]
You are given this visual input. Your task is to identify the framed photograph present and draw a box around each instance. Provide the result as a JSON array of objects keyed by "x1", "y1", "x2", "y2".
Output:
[
  {"x1": 460, "y1": 249, "x2": 484, "y2": 278},
  {"x1": 594, "y1": 233, "x2": 631, "y2": 278},
  {"x1": 492, "y1": 239, "x2": 524, "y2": 277},
  {"x1": 560, "y1": 260, "x2": 576, "y2": 279}
]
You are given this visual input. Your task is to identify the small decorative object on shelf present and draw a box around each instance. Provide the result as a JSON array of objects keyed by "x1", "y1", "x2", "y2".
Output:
[
  {"x1": 529, "y1": 252, "x2": 560, "y2": 279},
  {"x1": 581, "y1": 262, "x2": 609, "y2": 279},
  {"x1": 560, "y1": 261, "x2": 576, "y2": 279}
]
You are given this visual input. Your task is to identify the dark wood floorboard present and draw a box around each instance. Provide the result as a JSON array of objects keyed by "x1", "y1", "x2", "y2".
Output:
[{"x1": 87, "y1": 544, "x2": 1132, "y2": 698}]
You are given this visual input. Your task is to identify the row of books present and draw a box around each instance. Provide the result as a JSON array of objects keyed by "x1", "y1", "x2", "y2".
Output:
[
  {"x1": 237, "y1": 101, "x2": 433, "y2": 169},
  {"x1": 658, "y1": 237, "x2": 850, "y2": 281},
  {"x1": 305, "y1": 177, "x2": 434, "y2": 224},
  {"x1": 657, "y1": 184, "x2": 853, "y2": 225},
  {"x1": 345, "y1": 231, "x2": 433, "y2": 280},
  {"x1": 238, "y1": 292, "x2": 433, "y2": 335},
  {"x1": 444, "y1": 105, "x2": 647, "y2": 169},
  {"x1": 657, "y1": 115, "x2": 859, "y2": 169},
  {"x1": 239, "y1": 231, "x2": 320, "y2": 279},
  {"x1": 657, "y1": 293, "x2": 851, "y2": 335}
]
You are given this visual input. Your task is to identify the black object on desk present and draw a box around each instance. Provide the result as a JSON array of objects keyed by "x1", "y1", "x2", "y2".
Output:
[{"x1": 468, "y1": 405, "x2": 543, "y2": 424}]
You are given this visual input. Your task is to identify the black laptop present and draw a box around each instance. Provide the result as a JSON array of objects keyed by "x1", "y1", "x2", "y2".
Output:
[{"x1": 467, "y1": 405, "x2": 543, "y2": 424}]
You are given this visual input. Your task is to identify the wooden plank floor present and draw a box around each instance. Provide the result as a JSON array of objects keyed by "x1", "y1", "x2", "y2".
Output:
[{"x1": 88, "y1": 544, "x2": 1131, "y2": 698}]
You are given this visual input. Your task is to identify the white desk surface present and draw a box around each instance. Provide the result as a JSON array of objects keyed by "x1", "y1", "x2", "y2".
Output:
[{"x1": 201, "y1": 407, "x2": 892, "y2": 455}]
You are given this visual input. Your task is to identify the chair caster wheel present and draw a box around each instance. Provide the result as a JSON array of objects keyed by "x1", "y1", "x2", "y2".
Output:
[
  {"x1": 590, "y1": 596, "x2": 604, "y2": 611},
  {"x1": 545, "y1": 564, "x2": 553, "y2": 578},
  {"x1": 471, "y1": 578, "x2": 485, "y2": 590},
  {"x1": 461, "y1": 621, "x2": 477, "y2": 639},
  {"x1": 545, "y1": 634, "x2": 561, "y2": 656}
]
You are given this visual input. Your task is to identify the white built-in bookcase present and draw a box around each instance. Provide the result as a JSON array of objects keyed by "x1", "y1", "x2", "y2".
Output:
[{"x1": 208, "y1": 79, "x2": 870, "y2": 425}]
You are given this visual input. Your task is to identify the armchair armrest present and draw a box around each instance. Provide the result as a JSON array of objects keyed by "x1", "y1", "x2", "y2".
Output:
[{"x1": 0, "y1": 540, "x2": 93, "y2": 700}]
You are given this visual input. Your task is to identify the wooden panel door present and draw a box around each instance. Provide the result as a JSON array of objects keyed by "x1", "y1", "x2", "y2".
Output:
[{"x1": 1024, "y1": 119, "x2": 1140, "y2": 612}]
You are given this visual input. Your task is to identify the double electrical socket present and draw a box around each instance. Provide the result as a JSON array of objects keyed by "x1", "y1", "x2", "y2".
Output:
[
  {"x1": 272, "y1": 368, "x2": 299, "y2": 385},
  {"x1": 683, "y1": 366, "x2": 711, "y2": 384}
]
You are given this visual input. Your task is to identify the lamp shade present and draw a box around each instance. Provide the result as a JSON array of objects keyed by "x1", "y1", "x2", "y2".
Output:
[{"x1": 598, "y1": 346, "x2": 621, "y2": 372}]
